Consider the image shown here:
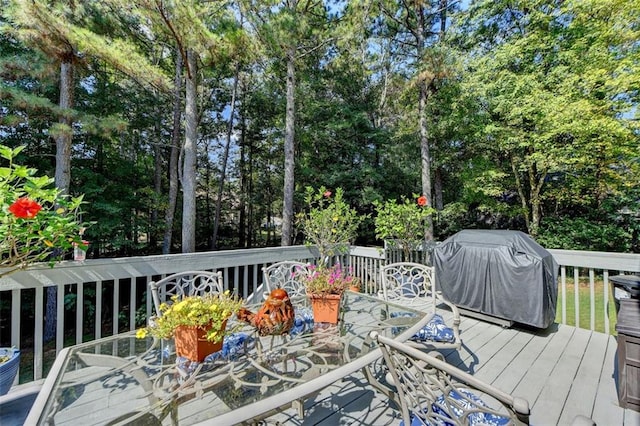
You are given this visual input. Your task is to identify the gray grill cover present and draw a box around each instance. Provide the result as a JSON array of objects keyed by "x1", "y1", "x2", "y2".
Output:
[{"x1": 433, "y1": 230, "x2": 558, "y2": 328}]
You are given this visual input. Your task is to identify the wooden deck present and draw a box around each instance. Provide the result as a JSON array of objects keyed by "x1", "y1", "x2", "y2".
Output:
[
  {"x1": 264, "y1": 314, "x2": 640, "y2": 426},
  {"x1": 3, "y1": 313, "x2": 640, "y2": 426}
]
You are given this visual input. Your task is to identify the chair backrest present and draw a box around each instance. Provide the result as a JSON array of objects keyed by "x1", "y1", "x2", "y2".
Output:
[
  {"x1": 372, "y1": 332, "x2": 530, "y2": 426},
  {"x1": 149, "y1": 270, "x2": 224, "y2": 317},
  {"x1": 380, "y1": 262, "x2": 437, "y2": 311},
  {"x1": 262, "y1": 261, "x2": 312, "y2": 299}
]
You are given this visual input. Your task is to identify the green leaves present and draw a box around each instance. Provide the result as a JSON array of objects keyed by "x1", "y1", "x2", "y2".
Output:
[
  {"x1": 0, "y1": 144, "x2": 88, "y2": 277},
  {"x1": 373, "y1": 194, "x2": 435, "y2": 258},
  {"x1": 296, "y1": 186, "x2": 364, "y2": 263}
]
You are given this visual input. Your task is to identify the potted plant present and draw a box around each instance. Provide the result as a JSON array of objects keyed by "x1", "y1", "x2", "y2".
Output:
[
  {"x1": 301, "y1": 263, "x2": 360, "y2": 324},
  {"x1": 0, "y1": 145, "x2": 88, "y2": 394},
  {"x1": 1, "y1": 144, "x2": 88, "y2": 277},
  {"x1": 136, "y1": 291, "x2": 243, "y2": 362},
  {"x1": 373, "y1": 194, "x2": 436, "y2": 261},
  {"x1": 296, "y1": 186, "x2": 363, "y2": 265}
]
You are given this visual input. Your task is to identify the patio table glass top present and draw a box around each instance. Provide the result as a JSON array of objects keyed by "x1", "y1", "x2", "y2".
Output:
[{"x1": 26, "y1": 291, "x2": 432, "y2": 426}]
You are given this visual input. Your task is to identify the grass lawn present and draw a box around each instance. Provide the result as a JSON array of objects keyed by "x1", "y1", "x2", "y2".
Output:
[{"x1": 556, "y1": 278, "x2": 618, "y2": 335}]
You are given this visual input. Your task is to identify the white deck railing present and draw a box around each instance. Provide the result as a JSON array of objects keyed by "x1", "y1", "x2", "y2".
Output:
[{"x1": 0, "y1": 245, "x2": 638, "y2": 384}]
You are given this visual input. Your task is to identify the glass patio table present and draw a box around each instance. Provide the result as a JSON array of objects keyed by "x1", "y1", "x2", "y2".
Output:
[{"x1": 26, "y1": 291, "x2": 433, "y2": 426}]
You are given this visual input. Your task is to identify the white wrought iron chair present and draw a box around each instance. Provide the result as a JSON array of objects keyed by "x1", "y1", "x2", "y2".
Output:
[
  {"x1": 149, "y1": 270, "x2": 224, "y2": 316},
  {"x1": 380, "y1": 262, "x2": 461, "y2": 351},
  {"x1": 371, "y1": 331, "x2": 531, "y2": 426},
  {"x1": 262, "y1": 261, "x2": 313, "y2": 299}
]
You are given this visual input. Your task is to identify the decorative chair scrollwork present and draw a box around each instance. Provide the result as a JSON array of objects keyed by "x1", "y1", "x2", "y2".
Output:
[
  {"x1": 371, "y1": 331, "x2": 530, "y2": 426},
  {"x1": 380, "y1": 262, "x2": 461, "y2": 351},
  {"x1": 149, "y1": 270, "x2": 224, "y2": 316},
  {"x1": 262, "y1": 261, "x2": 313, "y2": 299}
]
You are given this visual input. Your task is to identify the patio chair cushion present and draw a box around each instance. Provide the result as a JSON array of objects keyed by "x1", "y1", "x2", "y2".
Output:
[
  {"x1": 401, "y1": 388, "x2": 511, "y2": 426},
  {"x1": 390, "y1": 313, "x2": 456, "y2": 343},
  {"x1": 290, "y1": 307, "x2": 315, "y2": 336}
]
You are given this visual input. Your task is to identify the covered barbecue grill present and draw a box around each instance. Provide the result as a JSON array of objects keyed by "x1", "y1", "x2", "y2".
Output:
[{"x1": 433, "y1": 230, "x2": 559, "y2": 329}]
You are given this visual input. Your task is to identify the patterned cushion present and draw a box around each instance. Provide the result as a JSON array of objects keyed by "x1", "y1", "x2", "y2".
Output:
[
  {"x1": 390, "y1": 312, "x2": 456, "y2": 343},
  {"x1": 206, "y1": 332, "x2": 254, "y2": 362},
  {"x1": 290, "y1": 307, "x2": 315, "y2": 336},
  {"x1": 400, "y1": 389, "x2": 511, "y2": 426}
]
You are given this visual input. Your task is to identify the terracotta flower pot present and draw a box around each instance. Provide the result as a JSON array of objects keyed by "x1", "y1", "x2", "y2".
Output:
[
  {"x1": 308, "y1": 294, "x2": 342, "y2": 324},
  {"x1": 174, "y1": 321, "x2": 226, "y2": 362}
]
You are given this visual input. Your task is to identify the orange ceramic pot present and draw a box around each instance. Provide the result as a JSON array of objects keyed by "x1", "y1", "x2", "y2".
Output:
[
  {"x1": 174, "y1": 322, "x2": 225, "y2": 362},
  {"x1": 308, "y1": 294, "x2": 342, "y2": 324}
]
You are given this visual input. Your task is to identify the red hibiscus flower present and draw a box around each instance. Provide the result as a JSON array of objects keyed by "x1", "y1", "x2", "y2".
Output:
[
  {"x1": 417, "y1": 195, "x2": 428, "y2": 206},
  {"x1": 8, "y1": 197, "x2": 42, "y2": 219}
]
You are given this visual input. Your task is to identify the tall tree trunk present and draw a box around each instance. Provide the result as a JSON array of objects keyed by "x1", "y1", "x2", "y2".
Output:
[
  {"x1": 247, "y1": 134, "x2": 255, "y2": 248},
  {"x1": 212, "y1": 63, "x2": 241, "y2": 249},
  {"x1": 182, "y1": 49, "x2": 197, "y2": 253},
  {"x1": 151, "y1": 113, "x2": 162, "y2": 249},
  {"x1": 46, "y1": 58, "x2": 74, "y2": 342},
  {"x1": 238, "y1": 115, "x2": 247, "y2": 248},
  {"x1": 433, "y1": 0, "x2": 448, "y2": 214},
  {"x1": 415, "y1": 9, "x2": 434, "y2": 241},
  {"x1": 281, "y1": 45, "x2": 296, "y2": 247},
  {"x1": 163, "y1": 48, "x2": 183, "y2": 254},
  {"x1": 434, "y1": 167, "x2": 444, "y2": 210},
  {"x1": 54, "y1": 59, "x2": 74, "y2": 195}
]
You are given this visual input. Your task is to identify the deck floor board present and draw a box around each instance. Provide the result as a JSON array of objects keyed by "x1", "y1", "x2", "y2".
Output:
[{"x1": 263, "y1": 316, "x2": 637, "y2": 426}]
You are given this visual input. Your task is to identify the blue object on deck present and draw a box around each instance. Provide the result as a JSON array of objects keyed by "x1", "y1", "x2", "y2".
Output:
[
  {"x1": 390, "y1": 312, "x2": 455, "y2": 343},
  {"x1": 0, "y1": 348, "x2": 20, "y2": 396},
  {"x1": 401, "y1": 388, "x2": 511, "y2": 426}
]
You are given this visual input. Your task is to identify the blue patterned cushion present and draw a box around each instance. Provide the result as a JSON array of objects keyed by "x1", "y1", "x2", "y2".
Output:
[
  {"x1": 391, "y1": 312, "x2": 455, "y2": 343},
  {"x1": 400, "y1": 389, "x2": 511, "y2": 426},
  {"x1": 290, "y1": 307, "x2": 315, "y2": 336},
  {"x1": 205, "y1": 332, "x2": 254, "y2": 362}
]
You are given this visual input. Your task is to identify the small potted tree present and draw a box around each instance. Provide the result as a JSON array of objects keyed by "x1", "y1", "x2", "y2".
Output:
[{"x1": 373, "y1": 194, "x2": 436, "y2": 262}]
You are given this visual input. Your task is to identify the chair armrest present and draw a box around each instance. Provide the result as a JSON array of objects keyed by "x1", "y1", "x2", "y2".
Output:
[{"x1": 372, "y1": 331, "x2": 530, "y2": 426}]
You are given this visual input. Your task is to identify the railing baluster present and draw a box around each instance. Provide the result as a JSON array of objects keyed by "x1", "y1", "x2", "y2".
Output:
[
  {"x1": 96, "y1": 280, "x2": 103, "y2": 352},
  {"x1": 130, "y1": 278, "x2": 136, "y2": 331},
  {"x1": 77, "y1": 281, "x2": 84, "y2": 344},
  {"x1": 603, "y1": 271, "x2": 610, "y2": 334},
  {"x1": 56, "y1": 285, "x2": 64, "y2": 355},
  {"x1": 10, "y1": 289, "x2": 20, "y2": 386},
  {"x1": 560, "y1": 266, "x2": 567, "y2": 325},
  {"x1": 589, "y1": 268, "x2": 596, "y2": 330},
  {"x1": 574, "y1": 267, "x2": 580, "y2": 328},
  {"x1": 113, "y1": 279, "x2": 119, "y2": 336},
  {"x1": 34, "y1": 286, "x2": 44, "y2": 380}
]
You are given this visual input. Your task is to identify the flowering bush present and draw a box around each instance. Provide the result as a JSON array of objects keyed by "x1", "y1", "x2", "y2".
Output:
[
  {"x1": 300, "y1": 263, "x2": 360, "y2": 296},
  {"x1": 1, "y1": 145, "x2": 87, "y2": 277},
  {"x1": 373, "y1": 194, "x2": 436, "y2": 259},
  {"x1": 296, "y1": 186, "x2": 363, "y2": 264},
  {"x1": 136, "y1": 292, "x2": 244, "y2": 342}
]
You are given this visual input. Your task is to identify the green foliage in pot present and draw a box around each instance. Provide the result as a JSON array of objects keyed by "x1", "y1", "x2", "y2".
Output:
[
  {"x1": 296, "y1": 186, "x2": 363, "y2": 264},
  {"x1": 373, "y1": 194, "x2": 436, "y2": 259},
  {"x1": 0, "y1": 145, "x2": 88, "y2": 277},
  {"x1": 136, "y1": 292, "x2": 244, "y2": 343}
]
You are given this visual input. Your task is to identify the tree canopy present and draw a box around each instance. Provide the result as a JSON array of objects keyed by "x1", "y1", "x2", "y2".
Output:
[{"x1": 1, "y1": 0, "x2": 637, "y2": 255}]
